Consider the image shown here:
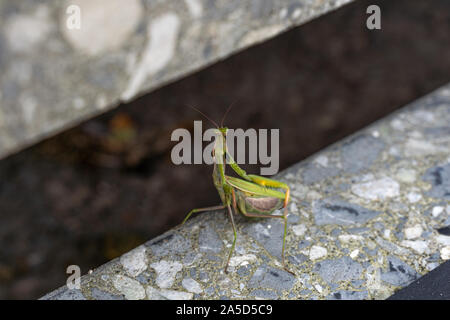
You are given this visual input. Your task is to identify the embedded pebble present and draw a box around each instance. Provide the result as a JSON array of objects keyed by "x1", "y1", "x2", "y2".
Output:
[
  {"x1": 351, "y1": 177, "x2": 400, "y2": 200},
  {"x1": 380, "y1": 256, "x2": 418, "y2": 287},
  {"x1": 314, "y1": 155, "x2": 329, "y2": 167},
  {"x1": 228, "y1": 254, "x2": 258, "y2": 268},
  {"x1": 246, "y1": 220, "x2": 285, "y2": 259},
  {"x1": 404, "y1": 225, "x2": 423, "y2": 240},
  {"x1": 391, "y1": 119, "x2": 406, "y2": 131},
  {"x1": 423, "y1": 164, "x2": 450, "y2": 200},
  {"x1": 340, "y1": 135, "x2": 385, "y2": 173},
  {"x1": 395, "y1": 168, "x2": 417, "y2": 183},
  {"x1": 61, "y1": 0, "x2": 142, "y2": 56},
  {"x1": 181, "y1": 278, "x2": 203, "y2": 294},
  {"x1": 112, "y1": 274, "x2": 146, "y2": 300},
  {"x1": 48, "y1": 288, "x2": 86, "y2": 300},
  {"x1": 376, "y1": 237, "x2": 411, "y2": 255},
  {"x1": 404, "y1": 139, "x2": 445, "y2": 157},
  {"x1": 327, "y1": 290, "x2": 368, "y2": 300},
  {"x1": 350, "y1": 249, "x2": 360, "y2": 259},
  {"x1": 292, "y1": 224, "x2": 307, "y2": 237},
  {"x1": 248, "y1": 265, "x2": 296, "y2": 293},
  {"x1": 406, "y1": 192, "x2": 422, "y2": 203},
  {"x1": 339, "y1": 234, "x2": 364, "y2": 243},
  {"x1": 400, "y1": 240, "x2": 428, "y2": 254},
  {"x1": 249, "y1": 290, "x2": 278, "y2": 300},
  {"x1": 313, "y1": 198, "x2": 381, "y2": 226},
  {"x1": 91, "y1": 288, "x2": 124, "y2": 300},
  {"x1": 301, "y1": 163, "x2": 339, "y2": 184},
  {"x1": 184, "y1": 0, "x2": 203, "y2": 18},
  {"x1": 149, "y1": 233, "x2": 191, "y2": 257},
  {"x1": 199, "y1": 225, "x2": 223, "y2": 253},
  {"x1": 426, "y1": 262, "x2": 439, "y2": 271},
  {"x1": 120, "y1": 245, "x2": 148, "y2": 277},
  {"x1": 309, "y1": 245, "x2": 327, "y2": 260},
  {"x1": 436, "y1": 235, "x2": 450, "y2": 246},
  {"x1": 147, "y1": 287, "x2": 193, "y2": 300},
  {"x1": 314, "y1": 257, "x2": 363, "y2": 284},
  {"x1": 432, "y1": 206, "x2": 444, "y2": 217},
  {"x1": 314, "y1": 284, "x2": 323, "y2": 293},
  {"x1": 5, "y1": 5, "x2": 52, "y2": 53},
  {"x1": 440, "y1": 246, "x2": 450, "y2": 260},
  {"x1": 150, "y1": 260, "x2": 183, "y2": 289},
  {"x1": 122, "y1": 13, "x2": 180, "y2": 100}
]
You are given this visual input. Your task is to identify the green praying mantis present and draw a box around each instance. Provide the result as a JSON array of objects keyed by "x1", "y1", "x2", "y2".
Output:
[{"x1": 181, "y1": 106, "x2": 293, "y2": 275}]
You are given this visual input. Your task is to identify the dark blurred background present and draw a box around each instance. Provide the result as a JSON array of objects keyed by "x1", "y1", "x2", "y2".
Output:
[{"x1": 0, "y1": 0, "x2": 449, "y2": 299}]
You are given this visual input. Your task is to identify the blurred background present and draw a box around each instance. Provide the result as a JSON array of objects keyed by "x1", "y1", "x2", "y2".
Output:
[{"x1": 0, "y1": 0, "x2": 450, "y2": 299}]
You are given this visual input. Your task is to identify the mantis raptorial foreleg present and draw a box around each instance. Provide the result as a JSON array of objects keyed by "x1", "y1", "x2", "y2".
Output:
[{"x1": 227, "y1": 152, "x2": 290, "y2": 207}]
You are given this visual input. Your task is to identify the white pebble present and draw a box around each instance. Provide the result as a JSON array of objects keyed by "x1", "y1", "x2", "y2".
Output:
[
  {"x1": 157, "y1": 289, "x2": 193, "y2": 300},
  {"x1": 314, "y1": 155, "x2": 328, "y2": 167},
  {"x1": 147, "y1": 287, "x2": 193, "y2": 300},
  {"x1": 351, "y1": 177, "x2": 400, "y2": 201},
  {"x1": 441, "y1": 246, "x2": 450, "y2": 260},
  {"x1": 122, "y1": 13, "x2": 180, "y2": 101},
  {"x1": 292, "y1": 224, "x2": 307, "y2": 237},
  {"x1": 406, "y1": 192, "x2": 422, "y2": 203},
  {"x1": 404, "y1": 225, "x2": 423, "y2": 240},
  {"x1": 395, "y1": 168, "x2": 417, "y2": 183},
  {"x1": 338, "y1": 234, "x2": 364, "y2": 243},
  {"x1": 314, "y1": 284, "x2": 323, "y2": 293},
  {"x1": 5, "y1": 5, "x2": 52, "y2": 53},
  {"x1": 400, "y1": 240, "x2": 428, "y2": 254},
  {"x1": 309, "y1": 246, "x2": 327, "y2": 260},
  {"x1": 404, "y1": 139, "x2": 445, "y2": 157},
  {"x1": 150, "y1": 260, "x2": 183, "y2": 289},
  {"x1": 181, "y1": 278, "x2": 203, "y2": 294},
  {"x1": 112, "y1": 275, "x2": 146, "y2": 300},
  {"x1": 61, "y1": 0, "x2": 142, "y2": 56},
  {"x1": 184, "y1": 0, "x2": 203, "y2": 18},
  {"x1": 391, "y1": 119, "x2": 405, "y2": 131},
  {"x1": 432, "y1": 206, "x2": 444, "y2": 218},
  {"x1": 350, "y1": 249, "x2": 359, "y2": 259},
  {"x1": 228, "y1": 254, "x2": 257, "y2": 268},
  {"x1": 436, "y1": 235, "x2": 450, "y2": 246},
  {"x1": 120, "y1": 245, "x2": 148, "y2": 277}
]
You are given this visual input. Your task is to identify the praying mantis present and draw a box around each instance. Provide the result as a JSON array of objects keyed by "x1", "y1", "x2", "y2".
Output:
[{"x1": 181, "y1": 106, "x2": 293, "y2": 275}]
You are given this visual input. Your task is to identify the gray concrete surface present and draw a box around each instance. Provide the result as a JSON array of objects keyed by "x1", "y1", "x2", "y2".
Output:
[
  {"x1": 0, "y1": 0, "x2": 353, "y2": 160},
  {"x1": 42, "y1": 83, "x2": 450, "y2": 300}
]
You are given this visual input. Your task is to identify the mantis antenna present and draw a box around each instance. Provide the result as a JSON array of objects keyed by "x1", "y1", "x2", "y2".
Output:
[
  {"x1": 187, "y1": 105, "x2": 219, "y2": 129},
  {"x1": 220, "y1": 99, "x2": 239, "y2": 128}
]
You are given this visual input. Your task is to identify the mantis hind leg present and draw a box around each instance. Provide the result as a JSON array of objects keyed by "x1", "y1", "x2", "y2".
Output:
[
  {"x1": 231, "y1": 188, "x2": 294, "y2": 275},
  {"x1": 181, "y1": 205, "x2": 225, "y2": 225},
  {"x1": 181, "y1": 204, "x2": 237, "y2": 274},
  {"x1": 241, "y1": 211, "x2": 292, "y2": 275}
]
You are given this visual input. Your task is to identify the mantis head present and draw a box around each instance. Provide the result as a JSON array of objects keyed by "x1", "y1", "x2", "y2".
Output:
[{"x1": 218, "y1": 127, "x2": 228, "y2": 136}]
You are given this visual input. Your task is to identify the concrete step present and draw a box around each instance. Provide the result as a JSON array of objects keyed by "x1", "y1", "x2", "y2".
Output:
[
  {"x1": 42, "y1": 83, "x2": 450, "y2": 300},
  {"x1": 0, "y1": 0, "x2": 354, "y2": 160}
]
